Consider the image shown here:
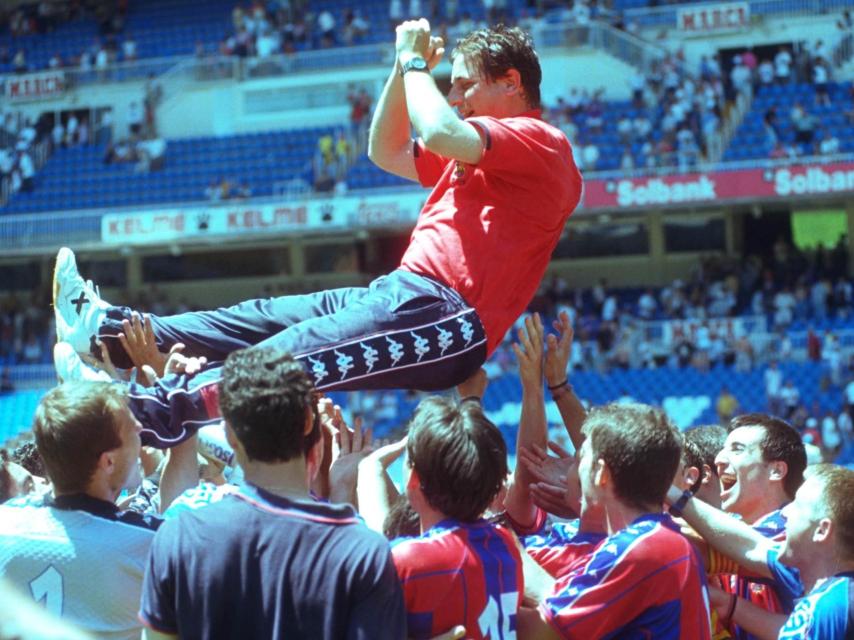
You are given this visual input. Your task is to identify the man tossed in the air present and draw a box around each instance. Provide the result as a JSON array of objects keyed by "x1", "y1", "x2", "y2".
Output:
[{"x1": 53, "y1": 20, "x2": 581, "y2": 446}]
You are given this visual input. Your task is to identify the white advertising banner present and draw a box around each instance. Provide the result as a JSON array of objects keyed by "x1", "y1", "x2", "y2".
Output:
[
  {"x1": 676, "y1": 2, "x2": 749, "y2": 34},
  {"x1": 101, "y1": 192, "x2": 426, "y2": 245}
]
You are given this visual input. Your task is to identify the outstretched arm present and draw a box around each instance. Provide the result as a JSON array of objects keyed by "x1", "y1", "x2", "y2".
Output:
[
  {"x1": 544, "y1": 311, "x2": 585, "y2": 451},
  {"x1": 665, "y1": 485, "x2": 774, "y2": 579},
  {"x1": 504, "y1": 314, "x2": 548, "y2": 530}
]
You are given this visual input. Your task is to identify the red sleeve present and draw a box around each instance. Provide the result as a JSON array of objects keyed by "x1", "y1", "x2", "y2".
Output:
[
  {"x1": 467, "y1": 116, "x2": 565, "y2": 178},
  {"x1": 505, "y1": 506, "x2": 548, "y2": 537},
  {"x1": 413, "y1": 138, "x2": 450, "y2": 188}
]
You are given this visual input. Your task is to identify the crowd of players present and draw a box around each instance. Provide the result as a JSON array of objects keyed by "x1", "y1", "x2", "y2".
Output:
[{"x1": 0, "y1": 310, "x2": 852, "y2": 638}]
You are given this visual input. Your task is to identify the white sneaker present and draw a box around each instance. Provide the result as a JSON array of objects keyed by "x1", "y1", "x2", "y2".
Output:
[
  {"x1": 53, "y1": 342, "x2": 113, "y2": 384},
  {"x1": 52, "y1": 247, "x2": 110, "y2": 354}
]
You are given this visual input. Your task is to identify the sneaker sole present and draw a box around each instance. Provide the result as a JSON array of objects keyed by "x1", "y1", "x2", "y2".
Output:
[{"x1": 53, "y1": 249, "x2": 66, "y2": 344}]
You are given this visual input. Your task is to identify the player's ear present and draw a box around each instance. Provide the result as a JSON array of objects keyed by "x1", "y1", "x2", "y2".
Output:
[
  {"x1": 768, "y1": 460, "x2": 788, "y2": 484},
  {"x1": 813, "y1": 517, "x2": 832, "y2": 544},
  {"x1": 500, "y1": 69, "x2": 521, "y2": 97},
  {"x1": 593, "y1": 458, "x2": 608, "y2": 489}
]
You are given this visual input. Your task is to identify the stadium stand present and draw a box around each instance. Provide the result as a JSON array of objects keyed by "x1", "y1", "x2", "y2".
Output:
[{"x1": 725, "y1": 81, "x2": 854, "y2": 161}]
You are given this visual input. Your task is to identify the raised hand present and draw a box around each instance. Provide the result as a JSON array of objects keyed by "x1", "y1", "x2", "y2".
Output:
[
  {"x1": 544, "y1": 310, "x2": 573, "y2": 388},
  {"x1": 512, "y1": 313, "x2": 545, "y2": 389},
  {"x1": 329, "y1": 406, "x2": 374, "y2": 505},
  {"x1": 395, "y1": 18, "x2": 437, "y2": 67},
  {"x1": 118, "y1": 312, "x2": 170, "y2": 378},
  {"x1": 518, "y1": 441, "x2": 575, "y2": 488},
  {"x1": 530, "y1": 480, "x2": 577, "y2": 520}
]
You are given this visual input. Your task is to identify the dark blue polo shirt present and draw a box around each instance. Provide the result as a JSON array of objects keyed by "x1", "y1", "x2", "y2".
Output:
[{"x1": 139, "y1": 483, "x2": 405, "y2": 639}]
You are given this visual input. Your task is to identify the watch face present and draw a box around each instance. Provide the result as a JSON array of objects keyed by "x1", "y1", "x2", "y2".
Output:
[{"x1": 412, "y1": 58, "x2": 427, "y2": 70}]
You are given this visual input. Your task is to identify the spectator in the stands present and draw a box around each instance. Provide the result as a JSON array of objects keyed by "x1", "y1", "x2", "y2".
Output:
[
  {"x1": 51, "y1": 120, "x2": 65, "y2": 149},
  {"x1": 765, "y1": 360, "x2": 783, "y2": 415},
  {"x1": 780, "y1": 379, "x2": 801, "y2": 420},
  {"x1": 790, "y1": 102, "x2": 816, "y2": 152},
  {"x1": 717, "y1": 385, "x2": 739, "y2": 424},
  {"x1": 581, "y1": 138, "x2": 600, "y2": 171},
  {"x1": 763, "y1": 106, "x2": 780, "y2": 146},
  {"x1": 48, "y1": 52, "x2": 63, "y2": 69},
  {"x1": 619, "y1": 146, "x2": 635, "y2": 171},
  {"x1": 342, "y1": 9, "x2": 370, "y2": 45},
  {"x1": 774, "y1": 46, "x2": 792, "y2": 83},
  {"x1": 128, "y1": 101, "x2": 143, "y2": 137},
  {"x1": 17, "y1": 150, "x2": 34, "y2": 192},
  {"x1": 812, "y1": 59, "x2": 831, "y2": 106},
  {"x1": 730, "y1": 55, "x2": 751, "y2": 97},
  {"x1": 122, "y1": 33, "x2": 137, "y2": 61},
  {"x1": 757, "y1": 58, "x2": 774, "y2": 86},
  {"x1": 317, "y1": 9, "x2": 336, "y2": 47},
  {"x1": 13, "y1": 50, "x2": 27, "y2": 74},
  {"x1": 819, "y1": 130, "x2": 840, "y2": 156}
]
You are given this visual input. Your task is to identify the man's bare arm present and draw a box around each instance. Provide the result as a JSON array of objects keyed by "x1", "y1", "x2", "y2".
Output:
[{"x1": 666, "y1": 485, "x2": 774, "y2": 578}]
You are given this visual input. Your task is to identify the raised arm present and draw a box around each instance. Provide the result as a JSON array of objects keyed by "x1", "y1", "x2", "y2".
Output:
[
  {"x1": 396, "y1": 19, "x2": 484, "y2": 164},
  {"x1": 504, "y1": 314, "x2": 548, "y2": 530},
  {"x1": 368, "y1": 20, "x2": 445, "y2": 180},
  {"x1": 665, "y1": 485, "x2": 774, "y2": 579},
  {"x1": 544, "y1": 311, "x2": 585, "y2": 451},
  {"x1": 357, "y1": 438, "x2": 408, "y2": 534}
]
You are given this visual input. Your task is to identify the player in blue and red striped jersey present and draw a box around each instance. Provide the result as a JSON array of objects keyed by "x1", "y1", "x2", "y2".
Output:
[
  {"x1": 391, "y1": 396, "x2": 523, "y2": 640},
  {"x1": 668, "y1": 464, "x2": 854, "y2": 639},
  {"x1": 519, "y1": 403, "x2": 712, "y2": 640},
  {"x1": 710, "y1": 414, "x2": 807, "y2": 639}
]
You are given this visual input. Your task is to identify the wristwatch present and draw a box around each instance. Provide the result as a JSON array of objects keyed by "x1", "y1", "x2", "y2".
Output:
[{"x1": 400, "y1": 56, "x2": 429, "y2": 76}]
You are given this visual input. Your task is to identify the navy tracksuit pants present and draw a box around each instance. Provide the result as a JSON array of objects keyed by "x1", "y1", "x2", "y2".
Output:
[{"x1": 98, "y1": 270, "x2": 488, "y2": 447}]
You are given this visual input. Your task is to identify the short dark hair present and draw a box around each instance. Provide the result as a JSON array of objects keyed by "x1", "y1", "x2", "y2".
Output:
[
  {"x1": 810, "y1": 464, "x2": 854, "y2": 560},
  {"x1": 453, "y1": 24, "x2": 542, "y2": 109},
  {"x1": 683, "y1": 425, "x2": 728, "y2": 491},
  {"x1": 33, "y1": 382, "x2": 126, "y2": 494},
  {"x1": 407, "y1": 397, "x2": 507, "y2": 522},
  {"x1": 583, "y1": 404, "x2": 683, "y2": 511},
  {"x1": 11, "y1": 441, "x2": 45, "y2": 478},
  {"x1": 730, "y1": 414, "x2": 806, "y2": 499},
  {"x1": 218, "y1": 347, "x2": 319, "y2": 463}
]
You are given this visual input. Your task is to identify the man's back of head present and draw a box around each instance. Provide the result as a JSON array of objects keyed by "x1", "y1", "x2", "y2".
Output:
[
  {"x1": 581, "y1": 403, "x2": 682, "y2": 513},
  {"x1": 218, "y1": 347, "x2": 320, "y2": 465},
  {"x1": 406, "y1": 396, "x2": 508, "y2": 523}
]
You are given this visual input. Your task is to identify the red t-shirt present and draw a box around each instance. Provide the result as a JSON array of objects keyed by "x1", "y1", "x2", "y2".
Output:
[{"x1": 401, "y1": 111, "x2": 582, "y2": 355}]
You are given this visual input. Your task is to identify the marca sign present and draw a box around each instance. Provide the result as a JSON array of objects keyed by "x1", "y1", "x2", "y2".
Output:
[
  {"x1": 677, "y1": 2, "x2": 749, "y2": 34},
  {"x1": 582, "y1": 160, "x2": 854, "y2": 211},
  {"x1": 2, "y1": 70, "x2": 66, "y2": 102}
]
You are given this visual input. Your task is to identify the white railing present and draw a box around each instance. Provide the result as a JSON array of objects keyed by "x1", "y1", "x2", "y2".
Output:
[{"x1": 708, "y1": 83, "x2": 753, "y2": 163}]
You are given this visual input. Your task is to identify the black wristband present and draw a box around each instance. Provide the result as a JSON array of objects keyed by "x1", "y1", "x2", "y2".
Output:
[
  {"x1": 669, "y1": 489, "x2": 694, "y2": 518},
  {"x1": 460, "y1": 396, "x2": 481, "y2": 405},
  {"x1": 723, "y1": 593, "x2": 738, "y2": 627},
  {"x1": 547, "y1": 379, "x2": 568, "y2": 391}
]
